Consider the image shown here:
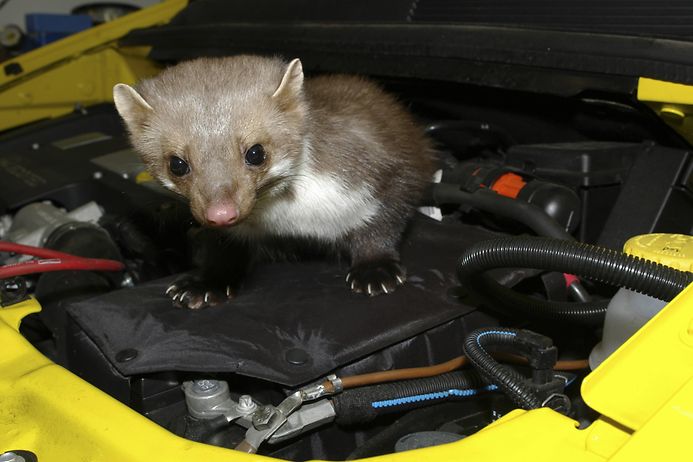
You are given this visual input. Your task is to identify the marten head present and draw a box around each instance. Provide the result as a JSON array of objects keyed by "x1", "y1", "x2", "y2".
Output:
[{"x1": 113, "y1": 56, "x2": 307, "y2": 227}]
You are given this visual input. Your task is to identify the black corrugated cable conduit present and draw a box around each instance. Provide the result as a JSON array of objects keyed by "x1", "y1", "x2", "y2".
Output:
[
  {"x1": 456, "y1": 236, "x2": 693, "y2": 324},
  {"x1": 332, "y1": 370, "x2": 487, "y2": 425},
  {"x1": 428, "y1": 182, "x2": 593, "y2": 303},
  {"x1": 462, "y1": 328, "x2": 543, "y2": 410}
]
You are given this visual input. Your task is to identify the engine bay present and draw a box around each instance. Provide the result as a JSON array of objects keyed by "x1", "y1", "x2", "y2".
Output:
[{"x1": 1, "y1": 78, "x2": 693, "y2": 460}]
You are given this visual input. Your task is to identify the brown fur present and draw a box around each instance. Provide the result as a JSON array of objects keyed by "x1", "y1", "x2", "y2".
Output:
[
  {"x1": 305, "y1": 74, "x2": 436, "y2": 261},
  {"x1": 114, "y1": 55, "x2": 436, "y2": 305}
]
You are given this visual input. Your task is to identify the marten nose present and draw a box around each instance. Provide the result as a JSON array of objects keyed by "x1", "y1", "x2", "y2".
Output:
[{"x1": 206, "y1": 203, "x2": 239, "y2": 226}]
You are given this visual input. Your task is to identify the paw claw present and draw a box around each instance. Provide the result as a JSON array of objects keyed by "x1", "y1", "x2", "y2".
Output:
[
  {"x1": 165, "y1": 276, "x2": 234, "y2": 309},
  {"x1": 347, "y1": 259, "x2": 406, "y2": 297}
]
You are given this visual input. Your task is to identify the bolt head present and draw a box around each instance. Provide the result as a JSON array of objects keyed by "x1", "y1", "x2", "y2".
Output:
[
  {"x1": 252, "y1": 405, "x2": 275, "y2": 429},
  {"x1": 237, "y1": 394, "x2": 256, "y2": 412},
  {"x1": 192, "y1": 379, "x2": 219, "y2": 393}
]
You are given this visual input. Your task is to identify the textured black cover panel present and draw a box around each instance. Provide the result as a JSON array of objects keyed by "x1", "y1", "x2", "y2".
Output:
[
  {"x1": 68, "y1": 218, "x2": 495, "y2": 386},
  {"x1": 123, "y1": 22, "x2": 693, "y2": 90},
  {"x1": 166, "y1": 0, "x2": 693, "y2": 38},
  {"x1": 412, "y1": 0, "x2": 693, "y2": 38},
  {"x1": 120, "y1": 0, "x2": 693, "y2": 90}
]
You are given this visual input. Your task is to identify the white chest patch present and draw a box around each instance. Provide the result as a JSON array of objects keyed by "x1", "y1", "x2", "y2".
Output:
[{"x1": 244, "y1": 173, "x2": 380, "y2": 241}]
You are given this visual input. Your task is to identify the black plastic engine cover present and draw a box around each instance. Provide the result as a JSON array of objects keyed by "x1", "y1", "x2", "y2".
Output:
[{"x1": 67, "y1": 217, "x2": 496, "y2": 387}]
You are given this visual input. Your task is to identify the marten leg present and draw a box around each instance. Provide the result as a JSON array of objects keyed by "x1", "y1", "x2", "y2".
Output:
[
  {"x1": 166, "y1": 228, "x2": 251, "y2": 309},
  {"x1": 344, "y1": 217, "x2": 407, "y2": 296}
]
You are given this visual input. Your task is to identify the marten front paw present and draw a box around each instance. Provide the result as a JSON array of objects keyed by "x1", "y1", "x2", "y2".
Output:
[
  {"x1": 346, "y1": 259, "x2": 406, "y2": 296},
  {"x1": 165, "y1": 276, "x2": 234, "y2": 309}
]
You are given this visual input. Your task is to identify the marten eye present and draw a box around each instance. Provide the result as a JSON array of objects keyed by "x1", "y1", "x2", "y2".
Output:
[
  {"x1": 169, "y1": 156, "x2": 190, "y2": 176},
  {"x1": 245, "y1": 144, "x2": 266, "y2": 166}
]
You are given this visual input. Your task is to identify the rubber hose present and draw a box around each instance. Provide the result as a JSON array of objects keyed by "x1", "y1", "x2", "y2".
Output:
[
  {"x1": 463, "y1": 328, "x2": 543, "y2": 409},
  {"x1": 333, "y1": 370, "x2": 487, "y2": 425},
  {"x1": 429, "y1": 183, "x2": 574, "y2": 240},
  {"x1": 457, "y1": 236, "x2": 693, "y2": 324},
  {"x1": 429, "y1": 183, "x2": 595, "y2": 302}
]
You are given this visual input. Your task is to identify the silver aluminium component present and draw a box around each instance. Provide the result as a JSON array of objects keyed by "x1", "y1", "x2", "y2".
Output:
[
  {"x1": 0, "y1": 452, "x2": 25, "y2": 462},
  {"x1": 6, "y1": 201, "x2": 103, "y2": 250},
  {"x1": 0, "y1": 215, "x2": 11, "y2": 241},
  {"x1": 237, "y1": 394, "x2": 257, "y2": 414},
  {"x1": 183, "y1": 379, "x2": 339, "y2": 453},
  {"x1": 299, "y1": 374, "x2": 343, "y2": 401},
  {"x1": 182, "y1": 379, "x2": 242, "y2": 422},
  {"x1": 236, "y1": 391, "x2": 303, "y2": 454},
  {"x1": 268, "y1": 399, "x2": 336, "y2": 444}
]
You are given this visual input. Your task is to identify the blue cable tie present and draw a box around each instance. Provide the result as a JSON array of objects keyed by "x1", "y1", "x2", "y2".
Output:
[
  {"x1": 371, "y1": 385, "x2": 498, "y2": 409},
  {"x1": 476, "y1": 329, "x2": 516, "y2": 347}
]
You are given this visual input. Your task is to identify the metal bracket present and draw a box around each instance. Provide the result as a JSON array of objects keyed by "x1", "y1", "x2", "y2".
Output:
[
  {"x1": 268, "y1": 399, "x2": 336, "y2": 444},
  {"x1": 182, "y1": 380, "x2": 257, "y2": 423},
  {"x1": 235, "y1": 391, "x2": 304, "y2": 453}
]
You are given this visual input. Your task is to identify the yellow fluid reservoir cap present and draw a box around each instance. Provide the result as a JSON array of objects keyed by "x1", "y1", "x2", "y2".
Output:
[{"x1": 623, "y1": 233, "x2": 693, "y2": 271}]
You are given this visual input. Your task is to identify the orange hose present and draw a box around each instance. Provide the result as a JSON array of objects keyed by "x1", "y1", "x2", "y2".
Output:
[
  {"x1": 554, "y1": 359, "x2": 590, "y2": 371},
  {"x1": 340, "y1": 356, "x2": 468, "y2": 389},
  {"x1": 337, "y1": 355, "x2": 588, "y2": 390}
]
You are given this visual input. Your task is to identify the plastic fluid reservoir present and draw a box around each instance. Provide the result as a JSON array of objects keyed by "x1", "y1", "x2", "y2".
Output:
[{"x1": 589, "y1": 233, "x2": 693, "y2": 369}]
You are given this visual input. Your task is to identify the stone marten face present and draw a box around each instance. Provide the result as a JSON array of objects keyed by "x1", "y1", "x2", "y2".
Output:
[{"x1": 113, "y1": 56, "x2": 307, "y2": 228}]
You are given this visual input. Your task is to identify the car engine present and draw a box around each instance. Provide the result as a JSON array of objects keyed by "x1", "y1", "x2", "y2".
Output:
[{"x1": 1, "y1": 73, "x2": 692, "y2": 460}]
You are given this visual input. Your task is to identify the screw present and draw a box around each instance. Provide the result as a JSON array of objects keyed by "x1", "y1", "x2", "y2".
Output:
[
  {"x1": 252, "y1": 405, "x2": 275, "y2": 429},
  {"x1": 237, "y1": 394, "x2": 257, "y2": 413},
  {"x1": 192, "y1": 379, "x2": 219, "y2": 394}
]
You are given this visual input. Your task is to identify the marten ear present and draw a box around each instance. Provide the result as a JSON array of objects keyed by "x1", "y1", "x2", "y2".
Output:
[
  {"x1": 272, "y1": 58, "x2": 304, "y2": 103},
  {"x1": 113, "y1": 83, "x2": 153, "y2": 132}
]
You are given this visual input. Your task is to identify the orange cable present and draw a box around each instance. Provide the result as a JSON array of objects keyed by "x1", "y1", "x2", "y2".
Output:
[{"x1": 337, "y1": 355, "x2": 588, "y2": 390}]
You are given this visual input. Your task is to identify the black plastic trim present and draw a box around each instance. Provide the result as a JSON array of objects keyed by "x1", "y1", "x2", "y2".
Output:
[{"x1": 119, "y1": 22, "x2": 693, "y2": 93}]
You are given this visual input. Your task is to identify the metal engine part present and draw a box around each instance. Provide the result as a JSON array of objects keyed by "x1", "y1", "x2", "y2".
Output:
[{"x1": 5, "y1": 201, "x2": 103, "y2": 249}]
